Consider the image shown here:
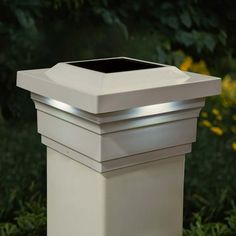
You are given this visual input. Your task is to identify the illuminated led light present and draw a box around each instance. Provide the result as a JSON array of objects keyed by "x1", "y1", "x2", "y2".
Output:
[
  {"x1": 31, "y1": 93, "x2": 205, "y2": 124},
  {"x1": 46, "y1": 98, "x2": 77, "y2": 114}
]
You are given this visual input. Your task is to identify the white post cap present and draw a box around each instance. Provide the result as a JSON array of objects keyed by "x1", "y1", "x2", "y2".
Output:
[
  {"x1": 17, "y1": 57, "x2": 221, "y2": 172},
  {"x1": 17, "y1": 57, "x2": 221, "y2": 114}
]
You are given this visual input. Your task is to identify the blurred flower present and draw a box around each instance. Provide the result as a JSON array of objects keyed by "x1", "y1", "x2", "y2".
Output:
[
  {"x1": 190, "y1": 60, "x2": 210, "y2": 75},
  {"x1": 210, "y1": 126, "x2": 223, "y2": 136},
  {"x1": 233, "y1": 115, "x2": 236, "y2": 121},
  {"x1": 221, "y1": 75, "x2": 236, "y2": 107},
  {"x1": 201, "y1": 120, "x2": 212, "y2": 127},
  {"x1": 180, "y1": 56, "x2": 209, "y2": 75},
  {"x1": 180, "y1": 56, "x2": 192, "y2": 71},
  {"x1": 212, "y1": 108, "x2": 222, "y2": 120},
  {"x1": 232, "y1": 142, "x2": 236, "y2": 152},
  {"x1": 212, "y1": 108, "x2": 220, "y2": 116}
]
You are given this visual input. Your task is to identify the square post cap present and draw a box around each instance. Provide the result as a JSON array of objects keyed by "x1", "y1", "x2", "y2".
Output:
[{"x1": 17, "y1": 57, "x2": 221, "y2": 113}]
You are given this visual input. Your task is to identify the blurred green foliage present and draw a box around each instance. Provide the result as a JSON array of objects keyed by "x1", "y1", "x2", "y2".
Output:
[
  {"x1": 0, "y1": 121, "x2": 46, "y2": 236},
  {"x1": 0, "y1": 201, "x2": 46, "y2": 236},
  {"x1": 1, "y1": 0, "x2": 236, "y2": 119},
  {"x1": 183, "y1": 206, "x2": 236, "y2": 236},
  {"x1": 0, "y1": 0, "x2": 236, "y2": 235}
]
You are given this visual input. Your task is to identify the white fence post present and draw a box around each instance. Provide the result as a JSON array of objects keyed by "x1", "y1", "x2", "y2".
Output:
[{"x1": 17, "y1": 57, "x2": 221, "y2": 236}]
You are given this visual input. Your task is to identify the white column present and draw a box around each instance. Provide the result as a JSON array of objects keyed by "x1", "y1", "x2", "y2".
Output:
[
  {"x1": 37, "y1": 95, "x2": 198, "y2": 236},
  {"x1": 47, "y1": 148, "x2": 185, "y2": 236},
  {"x1": 17, "y1": 57, "x2": 221, "y2": 236}
]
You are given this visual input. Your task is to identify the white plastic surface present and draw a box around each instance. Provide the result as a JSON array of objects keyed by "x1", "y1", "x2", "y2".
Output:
[
  {"x1": 17, "y1": 57, "x2": 221, "y2": 113},
  {"x1": 47, "y1": 148, "x2": 185, "y2": 236},
  {"x1": 16, "y1": 57, "x2": 222, "y2": 236},
  {"x1": 37, "y1": 110, "x2": 197, "y2": 161}
]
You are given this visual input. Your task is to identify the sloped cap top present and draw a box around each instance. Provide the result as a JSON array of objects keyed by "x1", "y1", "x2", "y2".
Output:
[
  {"x1": 17, "y1": 57, "x2": 221, "y2": 113},
  {"x1": 45, "y1": 57, "x2": 189, "y2": 95}
]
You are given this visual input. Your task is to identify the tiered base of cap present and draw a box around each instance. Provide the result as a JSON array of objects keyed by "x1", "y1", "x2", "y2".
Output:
[{"x1": 32, "y1": 93, "x2": 205, "y2": 172}]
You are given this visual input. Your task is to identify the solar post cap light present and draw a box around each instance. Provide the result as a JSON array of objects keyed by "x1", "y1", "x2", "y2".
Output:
[{"x1": 17, "y1": 57, "x2": 221, "y2": 236}]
